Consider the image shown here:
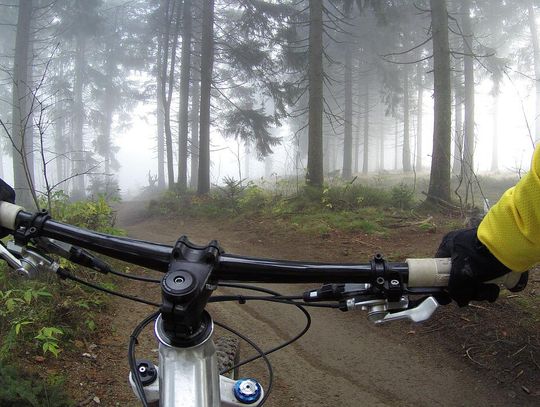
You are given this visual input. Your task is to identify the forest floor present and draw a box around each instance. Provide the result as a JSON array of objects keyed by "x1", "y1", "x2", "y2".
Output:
[{"x1": 53, "y1": 200, "x2": 539, "y2": 406}]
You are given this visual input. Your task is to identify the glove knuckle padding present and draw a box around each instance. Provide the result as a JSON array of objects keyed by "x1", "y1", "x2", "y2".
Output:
[{"x1": 435, "y1": 227, "x2": 510, "y2": 307}]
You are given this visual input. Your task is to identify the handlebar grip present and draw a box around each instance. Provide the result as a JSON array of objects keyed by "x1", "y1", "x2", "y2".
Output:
[
  {"x1": 0, "y1": 201, "x2": 24, "y2": 231},
  {"x1": 406, "y1": 258, "x2": 527, "y2": 291}
]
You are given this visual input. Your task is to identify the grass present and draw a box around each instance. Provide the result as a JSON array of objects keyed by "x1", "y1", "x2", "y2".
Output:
[{"x1": 288, "y1": 210, "x2": 383, "y2": 235}]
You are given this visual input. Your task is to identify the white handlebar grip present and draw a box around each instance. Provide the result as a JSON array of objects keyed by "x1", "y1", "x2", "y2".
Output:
[
  {"x1": 406, "y1": 258, "x2": 523, "y2": 289},
  {"x1": 0, "y1": 201, "x2": 24, "y2": 231},
  {"x1": 406, "y1": 258, "x2": 451, "y2": 287}
]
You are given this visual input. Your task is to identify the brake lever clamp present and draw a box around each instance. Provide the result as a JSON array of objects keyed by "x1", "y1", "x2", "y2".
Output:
[
  {"x1": 371, "y1": 253, "x2": 404, "y2": 302},
  {"x1": 13, "y1": 209, "x2": 50, "y2": 245}
]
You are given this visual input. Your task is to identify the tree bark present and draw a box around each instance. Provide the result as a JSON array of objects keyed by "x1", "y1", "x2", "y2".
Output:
[
  {"x1": 71, "y1": 30, "x2": 86, "y2": 200},
  {"x1": 403, "y1": 66, "x2": 411, "y2": 172},
  {"x1": 362, "y1": 79, "x2": 369, "y2": 174},
  {"x1": 528, "y1": 2, "x2": 540, "y2": 141},
  {"x1": 161, "y1": 0, "x2": 180, "y2": 189},
  {"x1": 491, "y1": 81, "x2": 500, "y2": 172},
  {"x1": 452, "y1": 66, "x2": 463, "y2": 175},
  {"x1": 197, "y1": 0, "x2": 215, "y2": 194},
  {"x1": 156, "y1": 12, "x2": 165, "y2": 190},
  {"x1": 11, "y1": 0, "x2": 34, "y2": 207},
  {"x1": 177, "y1": 0, "x2": 192, "y2": 189},
  {"x1": 190, "y1": 56, "x2": 200, "y2": 189},
  {"x1": 394, "y1": 116, "x2": 398, "y2": 170},
  {"x1": 416, "y1": 64, "x2": 423, "y2": 170},
  {"x1": 306, "y1": 0, "x2": 324, "y2": 187},
  {"x1": 427, "y1": 0, "x2": 452, "y2": 203},
  {"x1": 354, "y1": 94, "x2": 361, "y2": 174},
  {"x1": 461, "y1": 0, "x2": 475, "y2": 202},
  {"x1": 342, "y1": 46, "x2": 353, "y2": 179}
]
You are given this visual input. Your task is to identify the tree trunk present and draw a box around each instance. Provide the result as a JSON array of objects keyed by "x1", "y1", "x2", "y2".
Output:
[
  {"x1": 528, "y1": 2, "x2": 540, "y2": 141},
  {"x1": 394, "y1": 116, "x2": 399, "y2": 170},
  {"x1": 461, "y1": 0, "x2": 475, "y2": 202},
  {"x1": 342, "y1": 47, "x2": 353, "y2": 179},
  {"x1": 102, "y1": 37, "x2": 116, "y2": 176},
  {"x1": 416, "y1": 64, "x2": 423, "y2": 170},
  {"x1": 156, "y1": 16, "x2": 165, "y2": 190},
  {"x1": 354, "y1": 96, "x2": 361, "y2": 174},
  {"x1": 403, "y1": 66, "x2": 411, "y2": 172},
  {"x1": 11, "y1": 0, "x2": 34, "y2": 207},
  {"x1": 54, "y1": 61, "x2": 65, "y2": 187},
  {"x1": 177, "y1": 0, "x2": 192, "y2": 189},
  {"x1": 197, "y1": 0, "x2": 215, "y2": 194},
  {"x1": 306, "y1": 0, "x2": 324, "y2": 187},
  {"x1": 427, "y1": 0, "x2": 452, "y2": 203},
  {"x1": 161, "y1": 0, "x2": 180, "y2": 189},
  {"x1": 491, "y1": 82, "x2": 500, "y2": 172},
  {"x1": 452, "y1": 66, "x2": 463, "y2": 175},
  {"x1": 323, "y1": 134, "x2": 330, "y2": 174},
  {"x1": 379, "y1": 110, "x2": 385, "y2": 171},
  {"x1": 71, "y1": 31, "x2": 86, "y2": 200},
  {"x1": 190, "y1": 56, "x2": 200, "y2": 189},
  {"x1": 362, "y1": 79, "x2": 369, "y2": 174}
]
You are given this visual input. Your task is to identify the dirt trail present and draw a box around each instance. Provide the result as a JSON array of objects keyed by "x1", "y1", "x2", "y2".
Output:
[{"x1": 81, "y1": 201, "x2": 537, "y2": 406}]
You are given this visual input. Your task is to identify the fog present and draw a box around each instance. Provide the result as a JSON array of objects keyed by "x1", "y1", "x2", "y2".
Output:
[{"x1": 1, "y1": 0, "x2": 539, "y2": 204}]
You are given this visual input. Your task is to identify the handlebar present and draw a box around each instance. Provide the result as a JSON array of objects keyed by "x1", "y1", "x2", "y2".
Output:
[{"x1": 0, "y1": 201, "x2": 526, "y2": 290}]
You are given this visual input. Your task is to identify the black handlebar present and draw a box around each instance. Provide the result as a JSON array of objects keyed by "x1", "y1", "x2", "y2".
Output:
[{"x1": 15, "y1": 210, "x2": 409, "y2": 284}]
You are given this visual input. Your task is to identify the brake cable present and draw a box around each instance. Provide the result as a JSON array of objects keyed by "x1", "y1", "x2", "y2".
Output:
[{"x1": 57, "y1": 268, "x2": 160, "y2": 307}]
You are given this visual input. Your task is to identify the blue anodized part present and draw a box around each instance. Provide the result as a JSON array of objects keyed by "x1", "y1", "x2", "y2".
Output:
[{"x1": 233, "y1": 378, "x2": 262, "y2": 404}]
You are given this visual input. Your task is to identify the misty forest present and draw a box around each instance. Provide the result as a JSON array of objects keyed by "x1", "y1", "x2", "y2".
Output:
[
  {"x1": 0, "y1": 1, "x2": 540, "y2": 406},
  {"x1": 1, "y1": 0, "x2": 540, "y2": 207}
]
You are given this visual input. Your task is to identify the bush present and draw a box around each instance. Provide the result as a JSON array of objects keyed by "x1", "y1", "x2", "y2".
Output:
[
  {"x1": 322, "y1": 184, "x2": 390, "y2": 210},
  {"x1": 42, "y1": 191, "x2": 123, "y2": 235},
  {"x1": 0, "y1": 195, "x2": 116, "y2": 360},
  {"x1": 238, "y1": 184, "x2": 272, "y2": 212},
  {"x1": 390, "y1": 183, "x2": 415, "y2": 209},
  {"x1": 0, "y1": 362, "x2": 73, "y2": 406}
]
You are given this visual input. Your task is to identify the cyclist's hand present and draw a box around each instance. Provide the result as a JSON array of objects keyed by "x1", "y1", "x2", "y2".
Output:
[
  {"x1": 435, "y1": 227, "x2": 510, "y2": 307},
  {"x1": 0, "y1": 178, "x2": 15, "y2": 238}
]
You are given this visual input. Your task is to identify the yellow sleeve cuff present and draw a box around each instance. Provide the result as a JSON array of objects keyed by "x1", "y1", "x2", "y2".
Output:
[{"x1": 478, "y1": 145, "x2": 540, "y2": 272}]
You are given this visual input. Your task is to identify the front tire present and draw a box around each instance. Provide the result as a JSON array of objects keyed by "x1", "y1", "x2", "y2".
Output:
[{"x1": 215, "y1": 336, "x2": 240, "y2": 379}]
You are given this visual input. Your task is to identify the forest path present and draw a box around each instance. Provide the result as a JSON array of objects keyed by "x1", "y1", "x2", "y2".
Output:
[{"x1": 83, "y1": 200, "x2": 536, "y2": 406}]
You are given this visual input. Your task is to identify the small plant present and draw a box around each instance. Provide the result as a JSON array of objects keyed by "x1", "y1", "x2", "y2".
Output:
[
  {"x1": 390, "y1": 183, "x2": 415, "y2": 209},
  {"x1": 35, "y1": 326, "x2": 63, "y2": 357}
]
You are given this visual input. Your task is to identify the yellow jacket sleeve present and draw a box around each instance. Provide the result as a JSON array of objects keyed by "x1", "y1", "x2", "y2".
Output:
[{"x1": 478, "y1": 145, "x2": 540, "y2": 272}]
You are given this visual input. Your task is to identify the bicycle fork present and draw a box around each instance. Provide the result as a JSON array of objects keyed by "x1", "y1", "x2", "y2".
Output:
[{"x1": 129, "y1": 314, "x2": 264, "y2": 406}]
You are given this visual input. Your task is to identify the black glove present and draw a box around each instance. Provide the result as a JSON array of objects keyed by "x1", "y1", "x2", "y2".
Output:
[
  {"x1": 435, "y1": 227, "x2": 510, "y2": 307},
  {"x1": 0, "y1": 178, "x2": 16, "y2": 238}
]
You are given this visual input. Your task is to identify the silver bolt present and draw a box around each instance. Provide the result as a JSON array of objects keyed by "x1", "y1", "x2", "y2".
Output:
[{"x1": 390, "y1": 279, "x2": 399, "y2": 286}]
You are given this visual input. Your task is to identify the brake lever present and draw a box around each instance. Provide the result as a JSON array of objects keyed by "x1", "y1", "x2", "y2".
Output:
[
  {"x1": 345, "y1": 295, "x2": 439, "y2": 324},
  {"x1": 375, "y1": 296, "x2": 439, "y2": 324},
  {"x1": 6, "y1": 241, "x2": 59, "y2": 278},
  {"x1": 0, "y1": 241, "x2": 27, "y2": 276}
]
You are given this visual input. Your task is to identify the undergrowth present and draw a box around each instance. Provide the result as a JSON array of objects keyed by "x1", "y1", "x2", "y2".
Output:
[
  {"x1": 0, "y1": 362, "x2": 73, "y2": 406},
  {"x1": 0, "y1": 194, "x2": 122, "y2": 404},
  {"x1": 149, "y1": 178, "x2": 417, "y2": 235}
]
